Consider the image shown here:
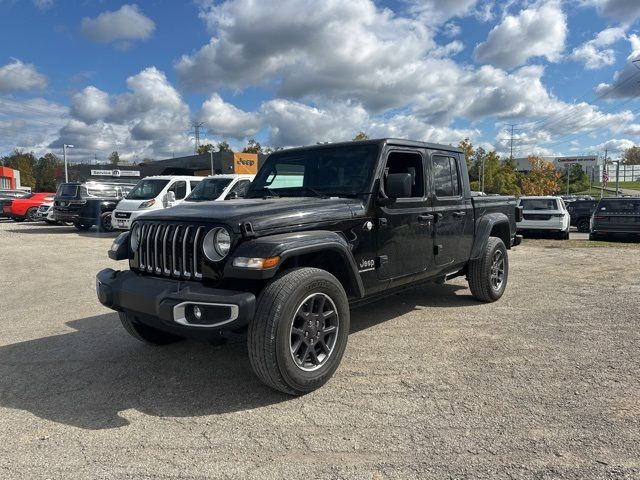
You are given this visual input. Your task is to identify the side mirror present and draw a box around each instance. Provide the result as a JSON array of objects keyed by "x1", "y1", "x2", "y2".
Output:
[
  {"x1": 385, "y1": 173, "x2": 412, "y2": 199},
  {"x1": 166, "y1": 191, "x2": 176, "y2": 205},
  {"x1": 226, "y1": 191, "x2": 239, "y2": 200}
]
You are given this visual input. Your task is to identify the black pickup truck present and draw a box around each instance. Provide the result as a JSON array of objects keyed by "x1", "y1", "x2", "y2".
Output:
[
  {"x1": 97, "y1": 139, "x2": 522, "y2": 394},
  {"x1": 53, "y1": 181, "x2": 135, "y2": 231}
]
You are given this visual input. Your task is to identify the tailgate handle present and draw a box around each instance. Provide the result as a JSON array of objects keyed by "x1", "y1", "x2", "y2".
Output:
[{"x1": 453, "y1": 211, "x2": 466, "y2": 218}]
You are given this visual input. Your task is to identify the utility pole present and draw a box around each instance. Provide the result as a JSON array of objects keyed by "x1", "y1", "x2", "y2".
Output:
[
  {"x1": 566, "y1": 164, "x2": 571, "y2": 195},
  {"x1": 209, "y1": 150, "x2": 214, "y2": 176},
  {"x1": 601, "y1": 148, "x2": 608, "y2": 199},
  {"x1": 506, "y1": 123, "x2": 517, "y2": 160},
  {"x1": 191, "y1": 122, "x2": 205, "y2": 154}
]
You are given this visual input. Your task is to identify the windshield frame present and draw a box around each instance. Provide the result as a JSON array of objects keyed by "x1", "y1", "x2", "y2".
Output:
[{"x1": 246, "y1": 144, "x2": 381, "y2": 198}]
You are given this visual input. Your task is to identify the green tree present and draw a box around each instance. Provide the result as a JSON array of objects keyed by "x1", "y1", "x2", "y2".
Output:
[
  {"x1": 242, "y1": 138, "x2": 262, "y2": 154},
  {"x1": 352, "y1": 132, "x2": 369, "y2": 141},
  {"x1": 3, "y1": 150, "x2": 37, "y2": 189},
  {"x1": 197, "y1": 143, "x2": 214, "y2": 155},
  {"x1": 35, "y1": 153, "x2": 61, "y2": 192},
  {"x1": 622, "y1": 146, "x2": 640, "y2": 165},
  {"x1": 559, "y1": 164, "x2": 590, "y2": 194},
  {"x1": 108, "y1": 151, "x2": 120, "y2": 165},
  {"x1": 217, "y1": 141, "x2": 231, "y2": 152}
]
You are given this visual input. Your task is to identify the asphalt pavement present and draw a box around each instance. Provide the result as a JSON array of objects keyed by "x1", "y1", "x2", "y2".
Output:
[{"x1": 0, "y1": 219, "x2": 638, "y2": 479}]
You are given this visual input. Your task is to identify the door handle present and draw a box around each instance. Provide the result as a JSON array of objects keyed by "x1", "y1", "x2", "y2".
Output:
[
  {"x1": 418, "y1": 214, "x2": 434, "y2": 224},
  {"x1": 453, "y1": 211, "x2": 466, "y2": 218}
]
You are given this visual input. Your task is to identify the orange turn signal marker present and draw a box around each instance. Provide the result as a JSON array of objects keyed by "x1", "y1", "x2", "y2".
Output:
[{"x1": 262, "y1": 256, "x2": 280, "y2": 268}]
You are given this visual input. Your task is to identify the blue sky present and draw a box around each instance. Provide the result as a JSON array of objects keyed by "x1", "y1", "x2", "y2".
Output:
[{"x1": 1, "y1": 0, "x2": 639, "y2": 163}]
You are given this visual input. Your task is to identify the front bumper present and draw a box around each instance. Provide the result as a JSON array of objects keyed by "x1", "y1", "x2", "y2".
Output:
[{"x1": 96, "y1": 269, "x2": 256, "y2": 334}]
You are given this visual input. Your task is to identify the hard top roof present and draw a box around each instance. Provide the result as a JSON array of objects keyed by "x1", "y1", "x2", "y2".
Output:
[{"x1": 269, "y1": 138, "x2": 463, "y2": 155}]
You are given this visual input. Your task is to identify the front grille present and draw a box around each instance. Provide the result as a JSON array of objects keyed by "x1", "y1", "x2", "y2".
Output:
[{"x1": 134, "y1": 222, "x2": 208, "y2": 280}]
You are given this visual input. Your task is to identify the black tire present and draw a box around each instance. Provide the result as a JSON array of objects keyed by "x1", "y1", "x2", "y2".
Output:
[
  {"x1": 468, "y1": 237, "x2": 509, "y2": 303},
  {"x1": 560, "y1": 230, "x2": 570, "y2": 240},
  {"x1": 576, "y1": 218, "x2": 590, "y2": 233},
  {"x1": 119, "y1": 312, "x2": 183, "y2": 345},
  {"x1": 248, "y1": 267, "x2": 350, "y2": 395},
  {"x1": 99, "y1": 212, "x2": 114, "y2": 232},
  {"x1": 26, "y1": 207, "x2": 39, "y2": 222},
  {"x1": 74, "y1": 222, "x2": 93, "y2": 231}
]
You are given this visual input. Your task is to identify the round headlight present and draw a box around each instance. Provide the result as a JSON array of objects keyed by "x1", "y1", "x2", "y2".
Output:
[
  {"x1": 203, "y1": 227, "x2": 232, "y2": 262},
  {"x1": 130, "y1": 224, "x2": 140, "y2": 250}
]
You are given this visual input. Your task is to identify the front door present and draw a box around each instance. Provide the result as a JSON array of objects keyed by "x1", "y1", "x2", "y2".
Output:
[
  {"x1": 376, "y1": 149, "x2": 435, "y2": 280},
  {"x1": 430, "y1": 153, "x2": 473, "y2": 268}
]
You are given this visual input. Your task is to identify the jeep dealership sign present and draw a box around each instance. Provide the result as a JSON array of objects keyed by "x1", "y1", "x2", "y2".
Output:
[{"x1": 91, "y1": 169, "x2": 141, "y2": 178}]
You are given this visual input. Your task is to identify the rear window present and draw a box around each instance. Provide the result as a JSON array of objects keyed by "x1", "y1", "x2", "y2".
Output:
[
  {"x1": 597, "y1": 199, "x2": 640, "y2": 213},
  {"x1": 57, "y1": 184, "x2": 78, "y2": 197},
  {"x1": 519, "y1": 199, "x2": 559, "y2": 210}
]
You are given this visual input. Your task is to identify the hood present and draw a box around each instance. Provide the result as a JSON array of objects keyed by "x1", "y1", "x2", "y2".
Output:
[
  {"x1": 138, "y1": 197, "x2": 366, "y2": 233},
  {"x1": 116, "y1": 198, "x2": 149, "y2": 211}
]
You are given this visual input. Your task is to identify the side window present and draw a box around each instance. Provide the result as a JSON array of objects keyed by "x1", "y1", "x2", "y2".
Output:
[
  {"x1": 230, "y1": 180, "x2": 251, "y2": 197},
  {"x1": 384, "y1": 151, "x2": 424, "y2": 198},
  {"x1": 432, "y1": 156, "x2": 460, "y2": 197},
  {"x1": 169, "y1": 181, "x2": 187, "y2": 200}
]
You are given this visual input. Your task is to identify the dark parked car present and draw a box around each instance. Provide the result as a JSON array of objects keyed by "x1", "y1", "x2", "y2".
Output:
[
  {"x1": 53, "y1": 182, "x2": 135, "y2": 231},
  {"x1": 96, "y1": 139, "x2": 522, "y2": 394},
  {"x1": 566, "y1": 199, "x2": 598, "y2": 232},
  {"x1": 590, "y1": 197, "x2": 640, "y2": 240}
]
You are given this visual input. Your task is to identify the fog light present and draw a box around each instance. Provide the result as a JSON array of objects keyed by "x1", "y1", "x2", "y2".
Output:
[{"x1": 193, "y1": 305, "x2": 203, "y2": 320}]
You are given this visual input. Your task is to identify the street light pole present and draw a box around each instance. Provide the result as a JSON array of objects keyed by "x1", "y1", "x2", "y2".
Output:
[
  {"x1": 63, "y1": 144, "x2": 75, "y2": 183},
  {"x1": 566, "y1": 164, "x2": 571, "y2": 195},
  {"x1": 209, "y1": 150, "x2": 214, "y2": 176}
]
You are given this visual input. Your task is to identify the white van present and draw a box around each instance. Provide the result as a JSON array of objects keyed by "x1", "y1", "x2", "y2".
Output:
[
  {"x1": 182, "y1": 174, "x2": 254, "y2": 204},
  {"x1": 112, "y1": 175, "x2": 203, "y2": 230}
]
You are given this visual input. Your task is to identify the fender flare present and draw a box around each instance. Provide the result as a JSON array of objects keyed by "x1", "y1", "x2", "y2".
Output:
[
  {"x1": 224, "y1": 230, "x2": 365, "y2": 298},
  {"x1": 470, "y1": 213, "x2": 511, "y2": 260}
]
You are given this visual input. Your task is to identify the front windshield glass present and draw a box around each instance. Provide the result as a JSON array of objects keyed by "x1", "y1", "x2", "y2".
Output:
[
  {"x1": 186, "y1": 178, "x2": 231, "y2": 201},
  {"x1": 126, "y1": 179, "x2": 170, "y2": 200},
  {"x1": 81, "y1": 183, "x2": 134, "y2": 199},
  {"x1": 247, "y1": 144, "x2": 379, "y2": 198}
]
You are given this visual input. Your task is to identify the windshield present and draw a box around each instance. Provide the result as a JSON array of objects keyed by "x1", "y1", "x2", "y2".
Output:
[
  {"x1": 247, "y1": 144, "x2": 379, "y2": 198},
  {"x1": 519, "y1": 199, "x2": 559, "y2": 211},
  {"x1": 81, "y1": 184, "x2": 134, "y2": 199},
  {"x1": 186, "y1": 178, "x2": 231, "y2": 201},
  {"x1": 126, "y1": 179, "x2": 170, "y2": 200}
]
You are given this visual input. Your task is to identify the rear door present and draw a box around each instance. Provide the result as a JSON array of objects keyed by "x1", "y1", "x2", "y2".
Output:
[{"x1": 430, "y1": 152, "x2": 474, "y2": 268}]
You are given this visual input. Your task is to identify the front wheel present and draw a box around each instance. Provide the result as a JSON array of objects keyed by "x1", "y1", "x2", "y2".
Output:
[
  {"x1": 248, "y1": 267, "x2": 350, "y2": 395},
  {"x1": 468, "y1": 237, "x2": 509, "y2": 302},
  {"x1": 119, "y1": 312, "x2": 183, "y2": 345},
  {"x1": 99, "y1": 212, "x2": 114, "y2": 232},
  {"x1": 576, "y1": 218, "x2": 590, "y2": 233}
]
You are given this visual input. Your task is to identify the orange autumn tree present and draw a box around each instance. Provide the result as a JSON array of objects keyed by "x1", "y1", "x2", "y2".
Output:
[{"x1": 520, "y1": 155, "x2": 561, "y2": 195}]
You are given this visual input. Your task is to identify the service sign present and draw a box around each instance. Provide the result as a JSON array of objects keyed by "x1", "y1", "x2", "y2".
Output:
[{"x1": 91, "y1": 169, "x2": 141, "y2": 177}]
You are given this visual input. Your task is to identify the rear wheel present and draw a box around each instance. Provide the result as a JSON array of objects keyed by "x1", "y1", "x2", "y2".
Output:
[
  {"x1": 26, "y1": 207, "x2": 39, "y2": 222},
  {"x1": 468, "y1": 237, "x2": 509, "y2": 302},
  {"x1": 576, "y1": 218, "x2": 590, "y2": 233},
  {"x1": 248, "y1": 267, "x2": 350, "y2": 395},
  {"x1": 119, "y1": 312, "x2": 183, "y2": 345}
]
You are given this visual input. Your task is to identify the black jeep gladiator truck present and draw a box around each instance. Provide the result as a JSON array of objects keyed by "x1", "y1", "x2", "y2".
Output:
[
  {"x1": 54, "y1": 181, "x2": 135, "y2": 232},
  {"x1": 96, "y1": 139, "x2": 522, "y2": 394}
]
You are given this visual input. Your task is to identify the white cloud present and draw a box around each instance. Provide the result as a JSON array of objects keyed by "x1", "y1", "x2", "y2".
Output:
[
  {"x1": 595, "y1": 34, "x2": 640, "y2": 98},
  {"x1": 70, "y1": 86, "x2": 110, "y2": 124},
  {"x1": 570, "y1": 27, "x2": 626, "y2": 69},
  {"x1": 199, "y1": 94, "x2": 262, "y2": 139},
  {"x1": 80, "y1": 4, "x2": 155, "y2": 47},
  {"x1": 0, "y1": 59, "x2": 48, "y2": 92},
  {"x1": 474, "y1": 2, "x2": 567, "y2": 69},
  {"x1": 579, "y1": 0, "x2": 640, "y2": 22}
]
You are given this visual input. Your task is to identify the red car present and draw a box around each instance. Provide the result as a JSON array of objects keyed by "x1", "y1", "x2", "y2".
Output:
[{"x1": 3, "y1": 192, "x2": 56, "y2": 222}]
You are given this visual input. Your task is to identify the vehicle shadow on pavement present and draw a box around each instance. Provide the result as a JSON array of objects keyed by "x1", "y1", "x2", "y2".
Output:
[
  {"x1": 0, "y1": 284, "x2": 476, "y2": 431},
  {"x1": 349, "y1": 283, "x2": 477, "y2": 334},
  {"x1": 0, "y1": 313, "x2": 288, "y2": 430},
  {"x1": 6, "y1": 226, "x2": 120, "y2": 238}
]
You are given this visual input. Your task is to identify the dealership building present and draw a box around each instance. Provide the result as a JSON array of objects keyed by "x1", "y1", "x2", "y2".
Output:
[{"x1": 0, "y1": 166, "x2": 22, "y2": 190}]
